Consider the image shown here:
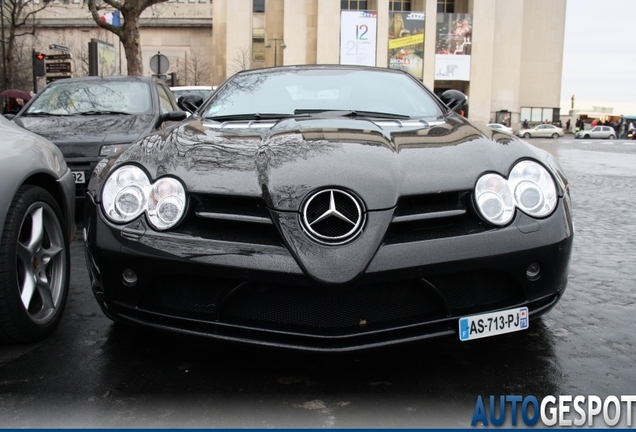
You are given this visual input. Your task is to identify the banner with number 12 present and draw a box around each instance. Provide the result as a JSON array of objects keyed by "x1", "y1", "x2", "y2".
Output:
[{"x1": 340, "y1": 10, "x2": 377, "y2": 67}]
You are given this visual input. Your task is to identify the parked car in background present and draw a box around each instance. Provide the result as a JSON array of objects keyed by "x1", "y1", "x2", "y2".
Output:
[
  {"x1": 575, "y1": 125, "x2": 616, "y2": 139},
  {"x1": 85, "y1": 65, "x2": 573, "y2": 351},
  {"x1": 0, "y1": 115, "x2": 76, "y2": 343},
  {"x1": 12, "y1": 76, "x2": 187, "y2": 200},
  {"x1": 516, "y1": 124, "x2": 564, "y2": 139},
  {"x1": 170, "y1": 85, "x2": 216, "y2": 101},
  {"x1": 486, "y1": 123, "x2": 514, "y2": 134}
]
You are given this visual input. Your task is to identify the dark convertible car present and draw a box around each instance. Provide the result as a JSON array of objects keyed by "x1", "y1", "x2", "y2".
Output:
[{"x1": 84, "y1": 65, "x2": 574, "y2": 351}]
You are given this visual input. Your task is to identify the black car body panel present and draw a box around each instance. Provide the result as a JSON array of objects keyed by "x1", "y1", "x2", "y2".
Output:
[{"x1": 84, "y1": 65, "x2": 574, "y2": 351}]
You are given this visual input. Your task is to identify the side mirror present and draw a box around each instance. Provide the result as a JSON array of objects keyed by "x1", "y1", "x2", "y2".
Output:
[
  {"x1": 177, "y1": 94, "x2": 204, "y2": 114},
  {"x1": 156, "y1": 110, "x2": 187, "y2": 128},
  {"x1": 3, "y1": 113, "x2": 15, "y2": 120},
  {"x1": 441, "y1": 90, "x2": 468, "y2": 113}
]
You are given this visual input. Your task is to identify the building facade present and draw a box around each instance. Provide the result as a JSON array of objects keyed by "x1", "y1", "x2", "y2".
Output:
[{"x1": 31, "y1": 0, "x2": 566, "y2": 128}]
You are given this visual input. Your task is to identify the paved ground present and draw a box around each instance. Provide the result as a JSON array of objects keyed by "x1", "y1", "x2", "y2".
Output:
[{"x1": 1, "y1": 135, "x2": 635, "y2": 428}]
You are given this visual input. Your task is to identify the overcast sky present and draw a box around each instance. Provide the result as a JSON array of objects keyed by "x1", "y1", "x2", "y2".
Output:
[{"x1": 560, "y1": 0, "x2": 636, "y2": 115}]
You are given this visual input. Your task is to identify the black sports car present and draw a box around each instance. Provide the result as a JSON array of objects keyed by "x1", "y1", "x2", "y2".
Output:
[
  {"x1": 84, "y1": 65, "x2": 573, "y2": 351},
  {"x1": 12, "y1": 76, "x2": 186, "y2": 200}
]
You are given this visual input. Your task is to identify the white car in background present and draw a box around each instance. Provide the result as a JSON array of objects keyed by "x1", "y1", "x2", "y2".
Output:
[
  {"x1": 170, "y1": 85, "x2": 216, "y2": 101},
  {"x1": 575, "y1": 125, "x2": 616, "y2": 140},
  {"x1": 516, "y1": 124, "x2": 564, "y2": 139},
  {"x1": 486, "y1": 123, "x2": 514, "y2": 134}
]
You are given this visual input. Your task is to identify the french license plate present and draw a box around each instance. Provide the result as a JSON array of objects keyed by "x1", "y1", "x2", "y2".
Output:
[
  {"x1": 459, "y1": 307, "x2": 528, "y2": 341},
  {"x1": 72, "y1": 171, "x2": 85, "y2": 184}
]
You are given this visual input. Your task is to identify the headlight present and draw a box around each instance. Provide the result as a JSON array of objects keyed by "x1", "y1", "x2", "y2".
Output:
[
  {"x1": 100, "y1": 143, "x2": 132, "y2": 157},
  {"x1": 475, "y1": 160, "x2": 557, "y2": 226},
  {"x1": 101, "y1": 165, "x2": 187, "y2": 230}
]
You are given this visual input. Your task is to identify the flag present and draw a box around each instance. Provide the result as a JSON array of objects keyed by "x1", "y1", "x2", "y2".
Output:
[{"x1": 100, "y1": 10, "x2": 121, "y2": 27}]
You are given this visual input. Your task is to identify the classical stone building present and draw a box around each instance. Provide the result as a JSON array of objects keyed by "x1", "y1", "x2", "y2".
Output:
[{"x1": 30, "y1": 0, "x2": 566, "y2": 128}]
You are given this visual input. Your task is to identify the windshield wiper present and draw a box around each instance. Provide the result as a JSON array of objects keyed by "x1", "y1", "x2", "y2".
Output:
[
  {"x1": 204, "y1": 113, "x2": 309, "y2": 121},
  {"x1": 294, "y1": 109, "x2": 411, "y2": 120},
  {"x1": 77, "y1": 110, "x2": 131, "y2": 116},
  {"x1": 23, "y1": 111, "x2": 73, "y2": 117}
]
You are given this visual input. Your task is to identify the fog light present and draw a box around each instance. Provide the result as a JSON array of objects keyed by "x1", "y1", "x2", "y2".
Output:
[
  {"x1": 122, "y1": 268, "x2": 138, "y2": 286},
  {"x1": 526, "y1": 263, "x2": 541, "y2": 281}
]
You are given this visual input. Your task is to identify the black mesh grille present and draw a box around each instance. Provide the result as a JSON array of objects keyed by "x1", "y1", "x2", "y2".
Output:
[
  {"x1": 424, "y1": 270, "x2": 523, "y2": 314},
  {"x1": 220, "y1": 279, "x2": 446, "y2": 333},
  {"x1": 138, "y1": 275, "x2": 239, "y2": 317}
]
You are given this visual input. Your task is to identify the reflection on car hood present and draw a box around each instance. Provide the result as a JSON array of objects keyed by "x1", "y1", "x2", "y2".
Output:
[
  {"x1": 108, "y1": 115, "x2": 548, "y2": 211},
  {"x1": 13, "y1": 115, "x2": 156, "y2": 145}
]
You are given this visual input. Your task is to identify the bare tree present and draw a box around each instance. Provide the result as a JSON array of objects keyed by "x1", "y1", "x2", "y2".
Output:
[
  {"x1": 229, "y1": 46, "x2": 252, "y2": 76},
  {"x1": 6, "y1": 38, "x2": 34, "y2": 91},
  {"x1": 59, "y1": 37, "x2": 90, "y2": 77},
  {"x1": 0, "y1": 0, "x2": 52, "y2": 89},
  {"x1": 87, "y1": 0, "x2": 169, "y2": 76},
  {"x1": 186, "y1": 49, "x2": 211, "y2": 85}
]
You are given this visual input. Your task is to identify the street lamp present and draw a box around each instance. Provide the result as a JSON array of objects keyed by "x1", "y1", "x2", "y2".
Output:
[{"x1": 265, "y1": 38, "x2": 286, "y2": 67}]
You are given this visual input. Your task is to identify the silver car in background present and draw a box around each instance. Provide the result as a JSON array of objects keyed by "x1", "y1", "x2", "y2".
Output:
[
  {"x1": 575, "y1": 125, "x2": 616, "y2": 139},
  {"x1": 0, "y1": 116, "x2": 76, "y2": 343},
  {"x1": 516, "y1": 124, "x2": 564, "y2": 139}
]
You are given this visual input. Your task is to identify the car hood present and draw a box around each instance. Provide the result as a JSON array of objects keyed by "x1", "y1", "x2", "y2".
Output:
[
  {"x1": 106, "y1": 115, "x2": 552, "y2": 212},
  {"x1": 13, "y1": 115, "x2": 155, "y2": 157}
]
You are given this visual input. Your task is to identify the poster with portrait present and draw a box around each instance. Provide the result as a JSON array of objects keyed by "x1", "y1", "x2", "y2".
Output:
[
  {"x1": 434, "y1": 13, "x2": 472, "y2": 81},
  {"x1": 387, "y1": 11, "x2": 425, "y2": 80},
  {"x1": 340, "y1": 10, "x2": 377, "y2": 67}
]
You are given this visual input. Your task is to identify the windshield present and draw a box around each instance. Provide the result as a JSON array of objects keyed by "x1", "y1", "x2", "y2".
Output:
[
  {"x1": 26, "y1": 81, "x2": 152, "y2": 116},
  {"x1": 202, "y1": 68, "x2": 444, "y2": 120}
]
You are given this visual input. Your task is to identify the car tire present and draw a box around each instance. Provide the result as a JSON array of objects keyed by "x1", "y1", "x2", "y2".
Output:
[
  {"x1": 551, "y1": 133, "x2": 559, "y2": 139},
  {"x1": 584, "y1": 134, "x2": 590, "y2": 139},
  {"x1": 523, "y1": 133, "x2": 531, "y2": 138},
  {"x1": 609, "y1": 135, "x2": 615, "y2": 139},
  {"x1": 0, "y1": 186, "x2": 70, "y2": 343}
]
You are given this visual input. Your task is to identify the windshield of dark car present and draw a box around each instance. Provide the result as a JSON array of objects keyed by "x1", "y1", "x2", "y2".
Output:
[
  {"x1": 25, "y1": 81, "x2": 153, "y2": 116},
  {"x1": 202, "y1": 69, "x2": 444, "y2": 120}
]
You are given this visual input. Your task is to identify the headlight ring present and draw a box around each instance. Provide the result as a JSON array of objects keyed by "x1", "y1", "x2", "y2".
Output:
[
  {"x1": 102, "y1": 165, "x2": 187, "y2": 230},
  {"x1": 475, "y1": 160, "x2": 557, "y2": 226}
]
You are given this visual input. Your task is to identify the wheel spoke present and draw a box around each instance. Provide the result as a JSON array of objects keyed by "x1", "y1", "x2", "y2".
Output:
[
  {"x1": 35, "y1": 276, "x2": 55, "y2": 313},
  {"x1": 25, "y1": 207, "x2": 45, "y2": 254},
  {"x1": 20, "y1": 271, "x2": 37, "y2": 310},
  {"x1": 17, "y1": 242, "x2": 33, "y2": 269}
]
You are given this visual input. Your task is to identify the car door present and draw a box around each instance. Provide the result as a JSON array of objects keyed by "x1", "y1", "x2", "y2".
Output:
[{"x1": 537, "y1": 125, "x2": 549, "y2": 137}]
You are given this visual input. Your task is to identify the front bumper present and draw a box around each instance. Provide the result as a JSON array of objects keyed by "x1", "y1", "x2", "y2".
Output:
[{"x1": 84, "y1": 196, "x2": 573, "y2": 351}]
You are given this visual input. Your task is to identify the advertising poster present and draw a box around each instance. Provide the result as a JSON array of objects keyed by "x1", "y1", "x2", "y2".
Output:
[
  {"x1": 98, "y1": 42, "x2": 119, "y2": 76},
  {"x1": 388, "y1": 11, "x2": 425, "y2": 79},
  {"x1": 340, "y1": 10, "x2": 378, "y2": 67},
  {"x1": 89, "y1": 39, "x2": 119, "y2": 76},
  {"x1": 434, "y1": 13, "x2": 472, "y2": 81}
]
